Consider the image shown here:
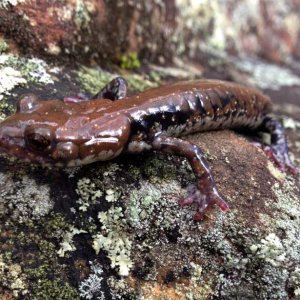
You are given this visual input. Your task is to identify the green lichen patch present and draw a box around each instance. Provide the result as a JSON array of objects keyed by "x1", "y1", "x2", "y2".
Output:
[
  {"x1": 211, "y1": 173, "x2": 300, "y2": 299},
  {"x1": 282, "y1": 117, "x2": 300, "y2": 130},
  {"x1": 127, "y1": 179, "x2": 183, "y2": 232},
  {"x1": 93, "y1": 206, "x2": 133, "y2": 276},
  {"x1": 31, "y1": 279, "x2": 79, "y2": 300},
  {"x1": 76, "y1": 177, "x2": 103, "y2": 212},
  {"x1": 57, "y1": 227, "x2": 87, "y2": 257},
  {"x1": 290, "y1": 267, "x2": 300, "y2": 296}
]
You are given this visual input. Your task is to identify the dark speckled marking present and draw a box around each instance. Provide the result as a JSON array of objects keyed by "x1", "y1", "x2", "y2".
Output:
[{"x1": 219, "y1": 93, "x2": 231, "y2": 108}]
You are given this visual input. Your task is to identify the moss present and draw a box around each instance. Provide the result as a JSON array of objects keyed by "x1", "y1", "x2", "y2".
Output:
[
  {"x1": 120, "y1": 52, "x2": 141, "y2": 70},
  {"x1": 32, "y1": 279, "x2": 79, "y2": 300},
  {"x1": 38, "y1": 240, "x2": 58, "y2": 260},
  {"x1": 125, "y1": 74, "x2": 158, "y2": 92},
  {"x1": 0, "y1": 97, "x2": 13, "y2": 119},
  {"x1": 77, "y1": 66, "x2": 113, "y2": 94},
  {"x1": 141, "y1": 155, "x2": 177, "y2": 180},
  {"x1": 148, "y1": 70, "x2": 161, "y2": 83},
  {"x1": 45, "y1": 213, "x2": 70, "y2": 236},
  {"x1": 77, "y1": 67, "x2": 158, "y2": 95},
  {"x1": 26, "y1": 265, "x2": 50, "y2": 281},
  {"x1": 0, "y1": 38, "x2": 8, "y2": 53}
]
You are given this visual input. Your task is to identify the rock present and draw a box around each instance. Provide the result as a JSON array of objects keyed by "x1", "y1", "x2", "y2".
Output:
[
  {"x1": 0, "y1": 0, "x2": 176, "y2": 64},
  {"x1": 0, "y1": 53, "x2": 299, "y2": 298}
]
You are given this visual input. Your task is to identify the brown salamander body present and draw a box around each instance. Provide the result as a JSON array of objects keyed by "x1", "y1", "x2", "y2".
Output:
[{"x1": 0, "y1": 78, "x2": 296, "y2": 220}]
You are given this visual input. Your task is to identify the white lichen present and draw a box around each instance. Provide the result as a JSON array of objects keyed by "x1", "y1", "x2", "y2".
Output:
[
  {"x1": 0, "y1": 54, "x2": 55, "y2": 95},
  {"x1": 291, "y1": 267, "x2": 300, "y2": 296},
  {"x1": 128, "y1": 181, "x2": 162, "y2": 227},
  {"x1": 105, "y1": 189, "x2": 118, "y2": 203},
  {"x1": 0, "y1": 255, "x2": 28, "y2": 297},
  {"x1": 251, "y1": 233, "x2": 286, "y2": 267},
  {"x1": 0, "y1": 0, "x2": 25, "y2": 8},
  {"x1": 0, "y1": 66, "x2": 27, "y2": 95},
  {"x1": 233, "y1": 57, "x2": 300, "y2": 89},
  {"x1": 282, "y1": 117, "x2": 300, "y2": 130},
  {"x1": 26, "y1": 58, "x2": 54, "y2": 84},
  {"x1": 76, "y1": 177, "x2": 103, "y2": 211},
  {"x1": 190, "y1": 262, "x2": 202, "y2": 282},
  {"x1": 79, "y1": 262, "x2": 105, "y2": 300},
  {"x1": 92, "y1": 207, "x2": 133, "y2": 276},
  {"x1": 57, "y1": 226, "x2": 87, "y2": 257},
  {"x1": 0, "y1": 172, "x2": 53, "y2": 222}
]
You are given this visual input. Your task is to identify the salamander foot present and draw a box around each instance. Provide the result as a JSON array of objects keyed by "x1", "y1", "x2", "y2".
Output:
[
  {"x1": 252, "y1": 142, "x2": 298, "y2": 175},
  {"x1": 258, "y1": 116, "x2": 298, "y2": 175},
  {"x1": 262, "y1": 145, "x2": 298, "y2": 175},
  {"x1": 179, "y1": 185, "x2": 229, "y2": 221}
]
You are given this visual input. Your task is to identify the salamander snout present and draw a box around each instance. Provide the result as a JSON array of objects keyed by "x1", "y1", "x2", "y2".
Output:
[
  {"x1": 0, "y1": 121, "x2": 27, "y2": 159},
  {"x1": 0, "y1": 119, "x2": 57, "y2": 164}
]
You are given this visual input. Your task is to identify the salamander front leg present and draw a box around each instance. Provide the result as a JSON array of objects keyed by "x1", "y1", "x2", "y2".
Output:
[
  {"x1": 92, "y1": 76, "x2": 128, "y2": 100},
  {"x1": 64, "y1": 77, "x2": 128, "y2": 103},
  {"x1": 259, "y1": 116, "x2": 298, "y2": 175},
  {"x1": 153, "y1": 134, "x2": 229, "y2": 221}
]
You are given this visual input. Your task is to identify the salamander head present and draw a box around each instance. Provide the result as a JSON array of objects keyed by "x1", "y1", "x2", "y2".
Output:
[{"x1": 0, "y1": 94, "x2": 131, "y2": 167}]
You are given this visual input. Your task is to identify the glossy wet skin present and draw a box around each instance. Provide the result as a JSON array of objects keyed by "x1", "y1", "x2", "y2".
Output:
[
  {"x1": 0, "y1": 95, "x2": 131, "y2": 166},
  {"x1": 0, "y1": 80, "x2": 272, "y2": 167}
]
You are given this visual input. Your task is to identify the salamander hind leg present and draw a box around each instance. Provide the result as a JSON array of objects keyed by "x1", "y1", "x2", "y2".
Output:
[
  {"x1": 152, "y1": 134, "x2": 229, "y2": 221},
  {"x1": 259, "y1": 116, "x2": 298, "y2": 175}
]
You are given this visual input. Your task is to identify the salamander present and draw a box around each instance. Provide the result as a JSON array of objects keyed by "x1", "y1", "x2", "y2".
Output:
[{"x1": 0, "y1": 77, "x2": 297, "y2": 220}]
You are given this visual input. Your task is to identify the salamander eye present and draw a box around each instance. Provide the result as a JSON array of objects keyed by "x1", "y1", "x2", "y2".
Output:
[{"x1": 24, "y1": 126, "x2": 53, "y2": 153}]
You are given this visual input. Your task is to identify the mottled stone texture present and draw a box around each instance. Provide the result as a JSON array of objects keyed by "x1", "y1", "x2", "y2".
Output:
[
  {"x1": 0, "y1": 0, "x2": 299, "y2": 64},
  {"x1": 176, "y1": 0, "x2": 300, "y2": 63},
  {"x1": 0, "y1": 0, "x2": 176, "y2": 64}
]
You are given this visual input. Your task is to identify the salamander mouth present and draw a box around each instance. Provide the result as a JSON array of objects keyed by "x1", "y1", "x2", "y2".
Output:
[
  {"x1": 0, "y1": 139, "x2": 55, "y2": 166},
  {"x1": 0, "y1": 131, "x2": 48, "y2": 165}
]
